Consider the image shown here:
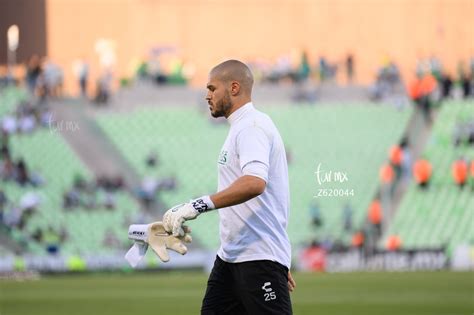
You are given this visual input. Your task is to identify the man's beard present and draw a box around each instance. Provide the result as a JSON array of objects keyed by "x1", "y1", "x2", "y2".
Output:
[{"x1": 211, "y1": 91, "x2": 232, "y2": 118}]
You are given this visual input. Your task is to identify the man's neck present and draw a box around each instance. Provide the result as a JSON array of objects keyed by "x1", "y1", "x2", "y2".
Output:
[{"x1": 225, "y1": 98, "x2": 252, "y2": 118}]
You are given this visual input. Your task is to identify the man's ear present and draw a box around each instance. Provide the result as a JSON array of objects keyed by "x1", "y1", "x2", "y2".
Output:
[{"x1": 230, "y1": 81, "x2": 241, "y2": 96}]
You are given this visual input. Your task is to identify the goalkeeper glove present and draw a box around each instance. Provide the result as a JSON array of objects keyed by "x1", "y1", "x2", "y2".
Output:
[
  {"x1": 163, "y1": 196, "x2": 215, "y2": 237},
  {"x1": 125, "y1": 221, "x2": 192, "y2": 267}
]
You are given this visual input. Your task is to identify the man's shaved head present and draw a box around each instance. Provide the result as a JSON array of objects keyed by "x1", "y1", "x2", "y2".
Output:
[
  {"x1": 206, "y1": 60, "x2": 254, "y2": 118},
  {"x1": 210, "y1": 60, "x2": 254, "y2": 94}
]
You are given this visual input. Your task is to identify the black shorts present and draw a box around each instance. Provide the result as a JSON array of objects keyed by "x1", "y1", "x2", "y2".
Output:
[{"x1": 201, "y1": 256, "x2": 293, "y2": 315}]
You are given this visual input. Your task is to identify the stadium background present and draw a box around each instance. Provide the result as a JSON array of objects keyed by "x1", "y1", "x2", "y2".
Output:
[{"x1": 0, "y1": 0, "x2": 473, "y2": 314}]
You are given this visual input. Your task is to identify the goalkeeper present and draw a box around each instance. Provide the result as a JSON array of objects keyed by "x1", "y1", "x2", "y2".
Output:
[{"x1": 163, "y1": 60, "x2": 295, "y2": 315}]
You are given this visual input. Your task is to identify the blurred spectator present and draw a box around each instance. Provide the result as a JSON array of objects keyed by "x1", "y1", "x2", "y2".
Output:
[
  {"x1": 156, "y1": 177, "x2": 177, "y2": 191},
  {"x1": 18, "y1": 112, "x2": 36, "y2": 134},
  {"x1": 452, "y1": 158, "x2": 468, "y2": 188},
  {"x1": 368, "y1": 199, "x2": 382, "y2": 238},
  {"x1": 146, "y1": 150, "x2": 159, "y2": 168},
  {"x1": 440, "y1": 72, "x2": 453, "y2": 99},
  {"x1": 389, "y1": 145, "x2": 403, "y2": 170},
  {"x1": 0, "y1": 143, "x2": 8, "y2": 159},
  {"x1": 420, "y1": 73, "x2": 437, "y2": 96},
  {"x1": 408, "y1": 73, "x2": 438, "y2": 123},
  {"x1": 1, "y1": 100, "x2": 52, "y2": 138},
  {"x1": 371, "y1": 61, "x2": 402, "y2": 101},
  {"x1": 63, "y1": 188, "x2": 81, "y2": 209},
  {"x1": 94, "y1": 69, "x2": 113, "y2": 105},
  {"x1": 26, "y1": 55, "x2": 42, "y2": 95},
  {"x1": 0, "y1": 155, "x2": 15, "y2": 180},
  {"x1": 15, "y1": 159, "x2": 29, "y2": 186},
  {"x1": 346, "y1": 54, "x2": 354, "y2": 84},
  {"x1": 62, "y1": 175, "x2": 124, "y2": 210},
  {"x1": 461, "y1": 73, "x2": 472, "y2": 99},
  {"x1": 137, "y1": 176, "x2": 158, "y2": 208},
  {"x1": 3, "y1": 204, "x2": 22, "y2": 229},
  {"x1": 101, "y1": 190, "x2": 116, "y2": 210},
  {"x1": 2, "y1": 114, "x2": 17, "y2": 134},
  {"x1": 20, "y1": 191, "x2": 41, "y2": 212},
  {"x1": 31, "y1": 228, "x2": 43, "y2": 242},
  {"x1": 297, "y1": 51, "x2": 311, "y2": 82},
  {"x1": 351, "y1": 230, "x2": 365, "y2": 248},
  {"x1": 0, "y1": 190, "x2": 6, "y2": 223},
  {"x1": 408, "y1": 77, "x2": 422, "y2": 102},
  {"x1": 429, "y1": 56, "x2": 442, "y2": 80},
  {"x1": 309, "y1": 200, "x2": 322, "y2": 228},
  {"x1": 2, "y1": 191, "x2": 39, "y2": 231},
  {"x1": 320, "y1": 237, "x2": 334, "y2": 252},
  {"x1": 318, "y1": 56, "x2": 327, "y2": 82},
  {"x1": 43, "y1": 226, "x2": 64, "y2": 255},
  {"x1": 400, "y1": 137, "x2": 412, "y2": 175},
  {"x1": 386, "y1": 235, "x2": 402, "y2": 251},
  {"x1": 82, "y1": 184, "x2": 98, "y2": 209},
  {"x1": 419, "y1": 73, "x2": 437, "y2": 123},
  {"x1": 73, "y1": 58, "x2": 89, "y2": 97},
  {"x1": 413, "y1": 159, "x2": 432, "y2": 188},
  {"x1": 318, "y1": 56, "x2": 337, "y2": 82},
  {"x1": 300, "y1": 240, "x2": 326, "y2": 272},
  {"x1": 30, "y1": 168, "x2": 46, "y2": 187},
  {"x1": 136, "y1": 59, "x2": 148, "y2": 79},
  {"x1": 342, "y1": 203, "x2": 353, "y2": 232},
  {"x1": 379, "y1": 163, "x2": 395, "y2": 185},
  {"x1": 453, "y1": 118, "x2": 474, "y2": 147},
  {"x1": 42, "y1": 58, "x2": 64, "y2": 98}
]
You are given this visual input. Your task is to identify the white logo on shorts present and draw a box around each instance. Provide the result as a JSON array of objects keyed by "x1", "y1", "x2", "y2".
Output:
[{"x1": 261, "y1": 282, "x2": 276, "y2": 301}]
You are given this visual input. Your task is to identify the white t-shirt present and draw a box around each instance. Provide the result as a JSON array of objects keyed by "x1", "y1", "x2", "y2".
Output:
[{"x1": 216, "y1": 102, "x2": 291, "y2": 268}]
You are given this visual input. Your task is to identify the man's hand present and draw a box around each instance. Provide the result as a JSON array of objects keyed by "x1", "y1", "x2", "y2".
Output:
[
  {"x1": 288, "y1": 271, "x2": 296, "y2": 292},
  {"x1": 125, "y1": 221, "x2": 192, "y2": 267},
  {"x1": 147, "y1": 222, "x2": 192, "y2": 262},
  {"x1": 163, "y1": 203, "x2": 200, "y2": 237}
]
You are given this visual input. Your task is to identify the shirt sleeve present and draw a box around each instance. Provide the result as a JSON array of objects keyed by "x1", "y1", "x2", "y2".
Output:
[
  {"x1": 236, "y1": 125, "x2": 271, "y2": 181},
  {"x1": 242, "y1": 161, "x2": 269, "y2": 183}
]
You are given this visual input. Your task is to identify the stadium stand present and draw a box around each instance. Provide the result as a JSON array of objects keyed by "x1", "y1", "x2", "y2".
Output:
[
  {"x1": 383, "y1": 101, "x2": 474, "y2": 254},
  {"x1": 8, "y1": 85, "x2": 469, "y2": 259},
  {"x1": 1, "y1": 88, "x2": 139, "y2": 256},
  {"x1": 96, "y1": 104, "x2": 413, "y2": 249}
]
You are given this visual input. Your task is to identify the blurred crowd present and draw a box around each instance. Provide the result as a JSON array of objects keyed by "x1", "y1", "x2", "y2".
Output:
[
  {"x1": 0, "y1": 90, "x2": 183, "y2": 256},
  {"x1": 62, "y1": 175, "x2": 125, "y2": 211},
  {"x1": 305, "y1": 57, "x2": 474, "y2": 255},
  {"x1": 248, "y1": 52, "x2": 354, "y2": 85},
  {"x1": 1, "y1": 50, "x2": 473, "y2": 259},
  {"x1": 408, "y1": 57, "x2": 474, "y2": 122},
  {"x1": 2, "y1": 50, "x2": 473, "y2": 110}
]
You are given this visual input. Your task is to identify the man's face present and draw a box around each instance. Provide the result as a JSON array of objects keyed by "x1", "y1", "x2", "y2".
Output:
[{"x1": 206, "y1": 74, "x2": 232, "y2": 118}]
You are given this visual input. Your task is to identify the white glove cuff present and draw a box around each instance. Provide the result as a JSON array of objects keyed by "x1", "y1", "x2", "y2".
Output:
[
  {"x1": 191, "y1": 195, "x2": 216, "y2": 213},
  {"x1": 127, "y1": 224, "x2": 149, "y2": 242}
]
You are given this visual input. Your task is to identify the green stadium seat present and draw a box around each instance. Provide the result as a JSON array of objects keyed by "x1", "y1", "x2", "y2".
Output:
[
  {"x1": 96, "y1": 104, "x2": 413, "y2": 249},
  {"x1": 384, "y1": 101, "x2": 474, "y2": 254}
]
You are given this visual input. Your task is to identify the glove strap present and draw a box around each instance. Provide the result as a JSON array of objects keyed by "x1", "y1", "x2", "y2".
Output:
[
  {"x1": 127, "y1": 224, "x2": 149, "y2": 242},
  {"x1": 191, "y1": 195, "x2": 215, "y2": 213}
]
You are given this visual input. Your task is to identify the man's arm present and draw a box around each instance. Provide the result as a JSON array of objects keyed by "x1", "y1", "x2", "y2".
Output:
[
  {"x1": 210, "y1": 175, "x2": 266, "y2": 209},
  {"x1": 162, "y1": 175, "x2": 266, "y2": 236},
  {"x1": 163, "y1": 126, "x2": 270, "y2": 236}
]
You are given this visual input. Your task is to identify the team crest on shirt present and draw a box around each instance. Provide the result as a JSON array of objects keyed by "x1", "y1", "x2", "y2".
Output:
[{"x1": 218, "y1": 150, "x2": 228, "y2": 165}]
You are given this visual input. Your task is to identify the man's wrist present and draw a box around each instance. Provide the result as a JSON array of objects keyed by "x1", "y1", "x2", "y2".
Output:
[{"x1": 191, "y1": 195, "x2": 215, "y2": 213}]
